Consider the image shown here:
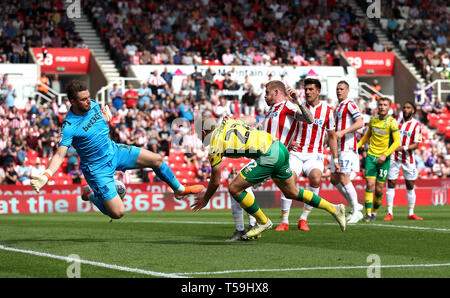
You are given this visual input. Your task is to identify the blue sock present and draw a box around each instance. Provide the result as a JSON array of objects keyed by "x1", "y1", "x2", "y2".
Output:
[
  {"x1": 88, "y1": 193, "x2": 111, "y2": 217},
  {"x1": 153, "y1": 162, "x2": 182, "y2": 192}
]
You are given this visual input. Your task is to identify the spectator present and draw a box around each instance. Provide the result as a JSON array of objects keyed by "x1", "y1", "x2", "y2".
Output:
[
  {"x1": 36, "y1": 72, "x2": 51, "y2": 104},
  {"x1": 138, "y1": 82, "x2": 152, "y2": 109},
  {"x1": 420, "y1": 97, "x2": 434, "y2": 124},
  {"x1": 178, "y1": 99, "x2": 194, "y2": 122},
  {"x1": 241, "y1": 87, "x2": 257, "y2": 115},
  {"x1": 38, "y1": 125, "x2": 55, "y2": 158},
  {"x1": 184, "y1": 150, "x2": 199, "y2": 169},
  {"x1": 4, "y1": 164, "x2": 18, "y2": 185},
  {"x1": 370, "y1": 79, "x2": 382, "y2": 100},
  {"x1": 11, "y1": 129, "x2": 26, "y2": 165},
  {"x1": 2, "y1": 140, "x2": 17, "y2": 168},
  {"x1": 432, "y1": 98, "x2": 443, "y2": 114},
  {"x1": 191, "y1": 66, "x2": 203, "y2": 102},
  {"x1": 148, "y1": 70, "x2": 167, "y2": 99},
  {"x1": 124, "y1": 83, "x2": 139, "y2": 109},
  {"x1": 204, "y1": 67, "x2": 216, "y2": 98},
  {"x1": 110, "y1": 83, "x2": 124, "y2": 112},
  {"x1": 69, "y1": 163, "x2": 84, "y2": 184},
  {"x1": 213, "y1": 96, "x2": 232, "y2": 122},
  {"x1": 157, "y1": 123, "x2": 172, "y2": 157},
  {"x1": 16, "y1": 160, "x2": 31, "y2": 185},
  {"x1": 66, "y1": 145, "x2": 78, "y2": 174},
  {"x1": 2, "y1": 84, "x2": 16, "y2": 109},
  {"x1": 160, "y1": 67, "x2": 173, "y2": 88},
  {"x1": 198, "y1": 96, "x2": 213, "y2": 117},
  {"x1": 196, "y1": 159, "x2": 211, "y2": 182},
  {"x1": 222, "y1": 48, "x2": 235, "y2": 65},
  {"x1": 0, "y1": 166, "x2": 5, "y2": 184},
  {"x1": 150, "y1": 103, "x2": 165, "y2": 129},
  {"x1": 51, "y1": 73, "x2": 62, "y2": 94},
  {"x1": 181, "y1": 75, "x2": 195, "y2": 91}
]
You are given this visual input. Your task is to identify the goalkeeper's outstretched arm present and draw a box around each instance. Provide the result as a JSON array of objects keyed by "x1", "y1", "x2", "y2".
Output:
[{"x1": 30, "y1": 145, "x2": 68, "y2": 192}]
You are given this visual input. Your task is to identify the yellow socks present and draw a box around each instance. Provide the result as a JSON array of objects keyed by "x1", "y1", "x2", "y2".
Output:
[
  {"x1": 298, "y1": 188, "x2": 336, "y2": 214},
  {"x1": 233, "y1": 190, "x2": 268, "y2": 225},
  {"x1": 364, "y1": 189, "x2": 374, "y2": 214}
]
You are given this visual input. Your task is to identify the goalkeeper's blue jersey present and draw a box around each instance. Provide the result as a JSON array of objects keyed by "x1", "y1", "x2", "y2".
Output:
[{"x1": 58, "y1": 101, "x2": 114, "y2": 171}]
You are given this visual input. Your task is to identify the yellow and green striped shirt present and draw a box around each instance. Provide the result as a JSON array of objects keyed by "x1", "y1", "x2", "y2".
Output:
[{"x1": 208, "y1": 119, "x2": 275, "y2": 167}]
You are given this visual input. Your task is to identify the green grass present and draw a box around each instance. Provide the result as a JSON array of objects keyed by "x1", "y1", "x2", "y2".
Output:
[{"x1": 0, "y1": 206, "x2": 449, "y2": 278}]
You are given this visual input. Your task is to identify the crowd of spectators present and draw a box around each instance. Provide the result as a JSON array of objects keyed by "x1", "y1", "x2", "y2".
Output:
[
  {"x1": 0, "y1": 0, "x2": 449, "y2": 185},
  {"x1": 0, "y1": 0, "x2": 83, "y2": 64},
  {"x1": 1, "y1": 68, "x2": 450, "y2": 185},
  {"x1": 83, "y1": 0, "x2": 387, "y2": 76},
  {"x1": 356, "y1": 0, "x2": 449, "y2": 84}
]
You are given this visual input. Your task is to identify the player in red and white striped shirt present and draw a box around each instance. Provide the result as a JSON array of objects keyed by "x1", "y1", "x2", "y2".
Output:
[
  {"x1": 385, "y1": 101, "x2": 423, "y2": 220},
  {"x1": 330, "y1": 81, "x2": 364, "y2": 224},
  {"x1": 227, "y1": 80, "x2": 313, "y2": 241},
  {"x1": 262, "y1": 95, "x2": 301, "y2": 147},
  {"x1": 275, "y1": 78, "x2": 340, "y2": 232}
]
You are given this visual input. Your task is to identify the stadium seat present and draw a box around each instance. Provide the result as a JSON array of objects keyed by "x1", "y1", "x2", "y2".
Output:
[
  {"x1": 437, "y1": 120, "x2": 447, "y2": 134},
  {"x1": 445, "y1": 126, "x2": 450, "y2": 140}
]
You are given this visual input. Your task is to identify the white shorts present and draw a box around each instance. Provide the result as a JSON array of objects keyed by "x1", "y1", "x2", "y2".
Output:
[
  {"x1": 388, "y1": 160, "x2": 417, "y2": 181},
  {"x1": 289, "y1": 152, "x2": 324, "y2": 177},
  {"x1": 330, "y1": 151, "x2": 360, "y2": 174}
]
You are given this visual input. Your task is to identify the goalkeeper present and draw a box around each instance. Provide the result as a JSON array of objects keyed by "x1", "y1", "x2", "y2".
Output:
[{"x1": 31, "y1": 80, "x2": 204, "y2": 219}]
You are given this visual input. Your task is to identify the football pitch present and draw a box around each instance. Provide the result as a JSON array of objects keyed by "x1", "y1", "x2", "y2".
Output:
[{"x1": 0, "y1": 206, "x2": 449, "y2": 279}]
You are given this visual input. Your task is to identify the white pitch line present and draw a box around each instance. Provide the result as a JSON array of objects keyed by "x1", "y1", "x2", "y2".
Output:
[
  {"x1": 173, "y1": 263, "x2": 450, "y2": 276},
  {"x1": 0, "y1": 245, "x2": 188, "y2": 278},
  {"x1": 129, "y1": 219, "x2": 450, "y2": 232}
]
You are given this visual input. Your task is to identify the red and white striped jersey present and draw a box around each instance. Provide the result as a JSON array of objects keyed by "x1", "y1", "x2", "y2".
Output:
[
  {"x1": 335, "y1": 98, "x2": 361, "y2": 152},
  {"x1": 262, "y1": 100, "x2": 299, "y2": 147},
  {"x1": 393, "y1": 117, "x2": 422, "y2": 164},
  {"x1": 294, "y1": 102, "x2": 335, "y2": 154}
]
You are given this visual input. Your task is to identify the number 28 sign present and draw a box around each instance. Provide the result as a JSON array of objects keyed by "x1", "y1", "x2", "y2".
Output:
[{"x1": 32, "y1": 48, "x2": 90, "y2": 74}]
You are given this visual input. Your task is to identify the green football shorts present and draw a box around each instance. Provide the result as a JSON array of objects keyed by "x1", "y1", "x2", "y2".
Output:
[
  {"x1": 364, "y1": 153, "x2": 391, "y2": 183},
  {"x1": 239, "y1": 141, "x2": 293, "y2": 184}
]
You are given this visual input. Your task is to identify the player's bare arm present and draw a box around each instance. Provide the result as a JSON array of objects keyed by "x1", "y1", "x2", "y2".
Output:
[
  {"x1": 336, "y1": 117, "x2": 363, "y2": 139},
  {"x1": 191, "y1": 162, "x2": 222, "y2": 211},
  {"x1": 30, "y1": 145, "x2": 68, "y2": 193},
  {"x1": 395, "y1": 141, "x2": 419, "y2": 151},
  {"x1": 47, "y1": 145, "x2": 69, "y2": 174},
  {"x1": 327, "y1": 130, "x2": 341, "y2": 173},
  {"x1": 286, "y1": 87, "x2": 313, "y2": 124}
]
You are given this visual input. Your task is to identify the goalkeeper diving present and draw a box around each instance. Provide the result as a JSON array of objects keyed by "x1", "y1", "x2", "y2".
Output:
[{"x1": 31, "y1": 80, "x2": 204, "y2": 219}]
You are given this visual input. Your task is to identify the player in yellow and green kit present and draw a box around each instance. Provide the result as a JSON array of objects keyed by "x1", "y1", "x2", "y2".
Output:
[
  {"x1": 191, "y1": 116, "x2": 346, "y2": 239},
  {"x1": 358, "y1": 97, "x2": 400, "y2": 222}
]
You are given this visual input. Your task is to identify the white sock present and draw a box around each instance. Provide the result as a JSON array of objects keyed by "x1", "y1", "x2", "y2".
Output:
[
  {"x1": 336, "y1": 183, "x2": 349, "y2": 204},
  {"x1": 231, "y1": 198, "x2": 245, "y2": 231},
  {"x1": 280, "y1": 193, "x2": 293, "y2": 224},
  {"x1": 176, "y1": 185, "x2": 185, "y2": 193},
  {"x1": 407, "y1": 188, "x2": 416, "y2": 216},
  {"x1": 245, "y1": 188, "x2": 257, "y2": 226},
  {"x1": 247, "y1": 214, "x2": 257, "y2": 227},
  {"x1": 386, "y1": 187, "x2": 395, "y2": 215},
  {"x1": 300, "y1": 187, "x2": 319, "y2": 220},
  {"x1": 344, "y1": 182, "x2": 359, "y2": 211}
]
